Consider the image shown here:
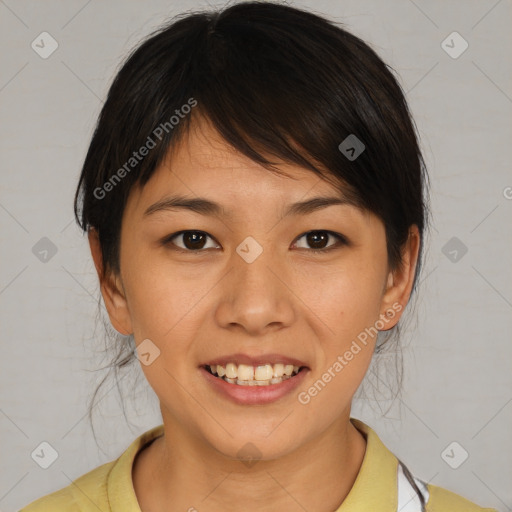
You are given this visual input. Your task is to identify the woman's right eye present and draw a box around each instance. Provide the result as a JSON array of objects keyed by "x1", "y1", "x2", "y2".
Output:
[{"x1": 162, "y1": 231, "x2": 220, "y2": 252}]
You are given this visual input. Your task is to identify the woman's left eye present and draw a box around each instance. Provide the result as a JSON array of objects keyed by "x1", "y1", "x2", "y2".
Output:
[
  {"x1": 161, "y1": 230, "x2": 347, "y2": 253},
  {"x1": 292, "y1": 230, "x2": 347, "y2": 253}
]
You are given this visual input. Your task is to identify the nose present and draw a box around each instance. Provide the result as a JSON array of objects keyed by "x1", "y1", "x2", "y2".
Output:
[{"x1": 214, "y1": 241, "x2": 296, "y2": 336}]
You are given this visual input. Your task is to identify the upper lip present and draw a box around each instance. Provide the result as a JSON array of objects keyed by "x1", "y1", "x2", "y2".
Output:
[{"x1": 202, "y1": 353, "x2": 308, "y2": 368}]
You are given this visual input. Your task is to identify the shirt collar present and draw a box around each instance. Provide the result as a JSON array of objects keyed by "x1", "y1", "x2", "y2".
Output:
[
  {"x1": 108, "y1": 423, "x2": 164, "y2": 512},
  {"x1": 334, "y1": 418, "x2": 398, "y2": 512},
  {"x1": 108, "y1": 418, "x2": 398, "y2": 512}
]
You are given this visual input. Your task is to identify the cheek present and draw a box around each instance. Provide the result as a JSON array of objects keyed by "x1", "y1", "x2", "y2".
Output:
[
  {"x1": 126, "y1": 273, "x2": 202, "y2": 342},
  {"x1": 297, "y1": 277, "x2": 379, "y2": 418},
  {"x1": 317, "y1": 281, "x2": 378, "y2": 382},
  {"x1": 120, "y1": 244, "x2": 193, "y2": 342},
  {"x1": 313, "y1": 258, "x2": 385, "y2": 338},
  {"x1": 295, "y1": 335, "x2": 374, "y2": 440}
]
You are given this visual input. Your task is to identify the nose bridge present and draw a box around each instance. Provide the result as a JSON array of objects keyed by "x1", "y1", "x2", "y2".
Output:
[{"x1": 216, "y1": 234, "x2": 294, "y2": 333}]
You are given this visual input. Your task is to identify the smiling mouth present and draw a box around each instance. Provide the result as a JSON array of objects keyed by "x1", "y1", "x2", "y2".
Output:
[{"x1": 204, "y1": 363, "x2": 306, "y2": 386}]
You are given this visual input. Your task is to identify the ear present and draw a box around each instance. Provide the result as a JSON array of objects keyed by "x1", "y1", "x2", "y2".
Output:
[
  {"x1": 379, "y1": 225, "x2": 421, "y2": 329},
  {"x1": 88, "y1": 228, "x2": 133, "y2": 336}
]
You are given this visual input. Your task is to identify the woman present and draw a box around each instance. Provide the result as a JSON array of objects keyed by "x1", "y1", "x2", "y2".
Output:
[{"x1": 20, "y1": 2, "x2": 497, "y2": 511}]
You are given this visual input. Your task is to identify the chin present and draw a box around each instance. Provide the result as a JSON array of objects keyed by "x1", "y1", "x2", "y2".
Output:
[{"x1": 205, "y1": 428, "x2": 301, "y2": 463}]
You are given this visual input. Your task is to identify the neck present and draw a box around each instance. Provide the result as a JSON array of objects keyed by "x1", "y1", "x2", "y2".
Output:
[{"x1": 133, "y1": 413, "x2": 366, "y2": 512}]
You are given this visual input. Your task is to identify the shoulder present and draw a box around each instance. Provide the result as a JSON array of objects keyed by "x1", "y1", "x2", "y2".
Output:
[
  {"x1": 18, "y1": 460, "x2": 115, "y2": 512},
  {"x1": 396, "y1": 463, "x2": 496, "y2": 512},
  {"x1": 349, "y1": 418, "x2": 497, "y2": 512},
  {"x1": 425, "y1": 482, "x2": 498, "y2": 512},
  {"x1": 18, "y1": 424, "x2": 165, "y2": 512}
]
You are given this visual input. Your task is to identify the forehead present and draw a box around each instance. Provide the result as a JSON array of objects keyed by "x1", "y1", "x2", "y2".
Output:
[
  {"x1": 138, "y1": 117, "x2": 349, "y2": 206},
  {"x1": 123, "y1": 115, "x2": 373, "y2": 229}
]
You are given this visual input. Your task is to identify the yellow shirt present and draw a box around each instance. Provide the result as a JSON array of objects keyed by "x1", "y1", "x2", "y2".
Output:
[{"x1": 19, "y1": 418, "x2": 497, "y2": 512}]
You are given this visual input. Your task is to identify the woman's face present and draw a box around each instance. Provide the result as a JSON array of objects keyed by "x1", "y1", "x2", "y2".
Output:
[{"x1": 93, "y1": 116, "x2": 418, "y2": 460}]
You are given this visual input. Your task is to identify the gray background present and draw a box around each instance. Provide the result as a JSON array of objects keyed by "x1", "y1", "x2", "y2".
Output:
[{"x1": 1, "y1": 0, "x2": 511, "y2": 511}]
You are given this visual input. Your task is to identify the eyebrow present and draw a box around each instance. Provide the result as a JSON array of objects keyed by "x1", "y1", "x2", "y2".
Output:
[{"x1": 143, "y1": 193, "x2": 360, "y2": 219}]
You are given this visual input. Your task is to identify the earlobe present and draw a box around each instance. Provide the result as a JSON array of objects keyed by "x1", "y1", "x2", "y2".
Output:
[{"x1": 88, "y1": 228, "x2": 133, "y2": 336}]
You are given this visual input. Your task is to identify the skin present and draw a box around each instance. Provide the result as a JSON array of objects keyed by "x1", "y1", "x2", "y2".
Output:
[{"x1": 89, "y1": 115, "x2": 420, "y2": 512}]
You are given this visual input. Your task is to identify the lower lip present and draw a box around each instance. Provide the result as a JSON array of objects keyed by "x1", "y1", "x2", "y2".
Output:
[{"x1": 200, "y1": 366, "x2": 309, "y2": 405}]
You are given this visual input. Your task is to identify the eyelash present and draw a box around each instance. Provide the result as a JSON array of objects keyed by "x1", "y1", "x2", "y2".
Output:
[{"x1": 161, "y1": 230, "x2": 348, "y2": 254}]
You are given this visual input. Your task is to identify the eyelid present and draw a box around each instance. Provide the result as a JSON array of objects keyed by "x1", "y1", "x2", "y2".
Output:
[{"x1": 161, "y1": 229, "x2": 349, "y2": 253}]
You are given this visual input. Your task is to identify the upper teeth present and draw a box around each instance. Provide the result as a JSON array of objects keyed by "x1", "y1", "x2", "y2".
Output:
[{"x1": 208, "y1": 363, "x2": 300, "y2": 380}]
